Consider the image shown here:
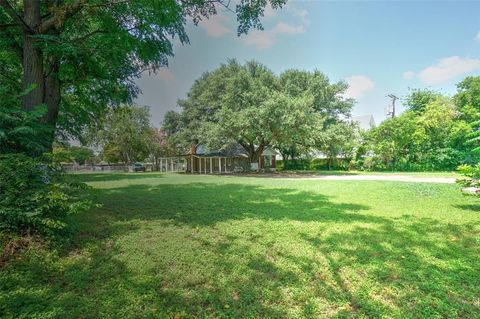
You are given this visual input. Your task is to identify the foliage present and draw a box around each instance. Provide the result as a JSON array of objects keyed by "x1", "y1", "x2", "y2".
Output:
[
  {"x1": 279, "y1": 158, "x2": 352, "y2": 171},
  {"x1": 363, "y1": 92, "x2": 477, "y2": 171},
  {"x1": 316, "y1": 121, "x2": 359, "y2": 170},
  {"x1": 0, "y1": 0, "x2": 287, "y2": 149},
  {"x1": 404, "y1": 88, "x2": 443, "y2": 113},
  {"x1": 1, "y1": 173, "x2": 479, "y2": 318},
  {"x1": 454, "y1": 76, "x2": 480, "y2": 123},
  {"x1": 465, "y1": 120, "x2": 480, "y2": 153},
  {"x1": 456, "y1": 164, "x2": 480, "y2": 189},
  {"x1": 0, "y1": 154, "x2": 92, "y2": 237},
  {"x1": 279, "y1": 69, "x2": 352, "y2": 118},
  {"x1": 53, "y1": 143, "x2": 95, "y2": 165},
  {"x1": 94, "y1": 105, "x2": 154, "y2": 164},
  {"x1": 276, "y1": 69, "x2": 353, "y2": 160},
  {"x1": 165, "y1": 60, "x2": 349, "y2": 164},
  {"x1": 0, "y1": 88, "x2": 51, "y2": 155},
  {"x1": 148, "y1": 128, "x2": 180, "y2": 169}
]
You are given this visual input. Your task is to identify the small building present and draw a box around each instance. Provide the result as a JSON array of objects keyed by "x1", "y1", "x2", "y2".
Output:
[
  {"x1": 187, "y1": 143, "x2": 277, "y2": 173},
  {"x1": 352, "y1": 114, "x2": 376, "y2": 131}
]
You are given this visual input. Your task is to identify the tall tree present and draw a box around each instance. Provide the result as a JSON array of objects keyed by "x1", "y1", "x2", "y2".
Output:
[
  {"x1": 0, "y1": 0, "x2": 287, "y2": 151},
  {"x1": 318, "y1": 121, "x2": 359, "y2": 170},
  {"x1": 455, "y1": 76, "x2": 480, "y2": 123},
  {"x1": 404, "y1": 88, "x2": 443, "y2": 113},
  {"x1": 454, "y1": 76, "x2": 480, "y2": 154},
  {"x1": 277, "y1": 69, "x2": 353, "y2": 160},
  {"x1": 96, "y1": 105, "x2": 153, "y2": 164},
  {"x1": 365, "y1": 93, "x2": 472, "y2": 170},
  {"x1": 170, "y1": 60, "x2": 323, "y2": 164}
]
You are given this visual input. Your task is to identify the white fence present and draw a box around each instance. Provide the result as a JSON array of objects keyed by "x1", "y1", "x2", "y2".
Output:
[
  {"x1": 62, "y1": 164, "x2": 129, "y2": 172},
  {"x1": 62, "y1": 158, "x2": 187, "y2": 173}
]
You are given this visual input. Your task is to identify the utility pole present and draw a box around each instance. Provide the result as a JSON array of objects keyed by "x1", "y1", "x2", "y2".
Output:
[{"x1": 387, "y1": 94, "x2": 398, "y2": 118}]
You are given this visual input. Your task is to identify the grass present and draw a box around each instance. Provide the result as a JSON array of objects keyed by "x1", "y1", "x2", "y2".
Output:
[
  {"x1": 277, "y1": 170, "x2": 461, "y2": 178},
  {"x1": 1, "y1": 172, "x2": 479, "y2": 318}
]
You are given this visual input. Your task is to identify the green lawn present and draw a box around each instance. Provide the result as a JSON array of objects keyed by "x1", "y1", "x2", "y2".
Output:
[
  {"x1": 1, "y1": 173, "x2": 479, "y2": 318},
  {"x1": 277, "y1": 170, "x2": 461, "y2": 178}
]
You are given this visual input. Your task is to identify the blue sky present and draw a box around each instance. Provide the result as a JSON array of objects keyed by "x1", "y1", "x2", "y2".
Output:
[{"x1": 135, "y1": 1, "x2": 480, "y2": 126}]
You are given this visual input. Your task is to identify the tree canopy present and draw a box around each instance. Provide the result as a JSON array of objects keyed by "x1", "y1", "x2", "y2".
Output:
[
  {"x1": 94, "y1": 105, "x2": 153, "y2": 164},
  {"x1": 0, "y1": 0, "x2": 287, "y2": 152},
  {"x1": 362, "y1": 83, "x2": 480, "y2": 171},
  {"x1": 163, "y1": 60, "x2": 351, "y2": 164}
]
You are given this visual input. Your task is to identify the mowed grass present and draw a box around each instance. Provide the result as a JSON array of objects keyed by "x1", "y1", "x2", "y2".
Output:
[
  {"x1": 277, "y1": 170, "x2": 461, "y2": 178},
  {"x1": 1, "y1": 173, "x2": 480, "y2": 318}
]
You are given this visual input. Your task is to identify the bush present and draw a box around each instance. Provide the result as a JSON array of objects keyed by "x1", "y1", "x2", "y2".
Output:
[
  {"x1": 278, "y1": 158, "x2": 351, "y2": 171},
  {"x1": 0, "y1": 153, "x2": 93, "y2": 237},
  {"x1": 456, "y1": 164, "x2": 480, "y2": 190}
]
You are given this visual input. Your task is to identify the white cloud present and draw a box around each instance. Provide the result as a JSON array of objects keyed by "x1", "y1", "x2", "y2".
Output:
[
  {"x1": 344, "y1": 75, "x2": 375, "y2": 99},
  {"x1": 243, "y1": 31, "x2": 276, "y2": 49},
  {"x1": 243, "y1": 21, "x2": 304, "y2": 49},
  {"x1": 198, "y1": 14, "x2": 232, "y2": 38},
  {"x1": 289, "y1": 6, "x2": 309, "y2": 24},
  {"x1": 476, "y1": 31, "x2": 480, "y2": 42},
  {"x1": 273, "y1": 21, "x2": 304, "y2": 34},
  {"x1": 403, "y1": 71, "x2": 415, "y2": 80},
  {"x1": 417, "y1": 56, "x2": 480, "y2": 85}
]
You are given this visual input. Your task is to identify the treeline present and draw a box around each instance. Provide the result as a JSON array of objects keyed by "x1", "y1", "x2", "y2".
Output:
[
  {"x1": 359, "y1": 77, "x2": 480, "y2": 171},
  {"x1": 162, "y1": 60, "x2": 480, "y2": 172}
]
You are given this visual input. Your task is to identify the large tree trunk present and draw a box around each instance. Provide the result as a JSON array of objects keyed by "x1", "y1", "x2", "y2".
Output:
[
  {"x1": 239, "y1": 141, "x2": 264, "y2": 171},
  {"x1": 250, "y1": 144, "x2": 265, "y2": 171},
  {"x1": 43, "y1": 58, "x2": 61, "y2": 125},
  {"x1": 18, "y1": 1, "x2": 63, "y2": 151},
  {"x1": 21, "y1": 0, "x2": 44, "y2": 111},
  {"x1": 42, "y1": 58, "x2": 61, "y2": 151}
]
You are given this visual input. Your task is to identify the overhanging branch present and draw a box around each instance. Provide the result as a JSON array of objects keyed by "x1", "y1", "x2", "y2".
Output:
[
  {"x1": 0, "y1": 0, "x2": 34, "y2": 33},
  {"x1": 39, "y1": 0, "x2": 85, "y2": 33}
]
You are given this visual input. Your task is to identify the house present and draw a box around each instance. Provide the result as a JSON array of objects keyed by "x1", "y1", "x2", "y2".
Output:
[
  {"x1": 352, "y1": 114, "x2": 376, "y2": 131},
  {"x1": 187, "y1": 143, "x2": 278, "y2": 173}
]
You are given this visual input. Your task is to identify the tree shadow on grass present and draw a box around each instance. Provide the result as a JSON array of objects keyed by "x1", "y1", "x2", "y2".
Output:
[
  {"x1": 86, "y1": 182, "x2": 374, "y2": 227},
  {"x1": 2, "y1": 181, "x2": 480, "y2": 318},
  {"x1": 299, "y1": 217, "x2": 480, "y2": 318},
  {"x1": 453, "y1": 204, "x2": 480, "y2": 212}
]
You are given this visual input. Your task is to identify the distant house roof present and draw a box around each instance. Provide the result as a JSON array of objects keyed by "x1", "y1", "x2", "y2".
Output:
[
  {"x1": 352, "y1": 115, "x2": 376, "y2": 131},
  {"x1": 195, "y1": 143, "x2": 277, "y2": 157}
]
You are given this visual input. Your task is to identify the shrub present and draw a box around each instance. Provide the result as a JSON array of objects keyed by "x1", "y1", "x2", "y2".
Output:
[
  {"x1": 278, "y1": 158, "x2": 352, "y2": 171},
  {"x1": 0, "y1": 153, "x2": 93, "y2": 237},
  {"x1": 456, "y1": 164, "x2": 480, "y2": 191}
]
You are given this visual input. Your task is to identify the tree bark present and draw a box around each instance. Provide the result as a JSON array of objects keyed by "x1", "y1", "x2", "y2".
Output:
[
  {"x1": 43, "y1": 58, "x2": 61, "y2": 125},
  {"x1": 21, "y1": 0, "x2": 44, "y2": 111},
  {"x1": 249, "y1": 144, "x2": 265, "y2": 171}
]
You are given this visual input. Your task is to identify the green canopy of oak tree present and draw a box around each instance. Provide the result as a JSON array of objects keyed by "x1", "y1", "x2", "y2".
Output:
[{"x1": 164, "y1": 60, "x2": 353, "y2": 163}]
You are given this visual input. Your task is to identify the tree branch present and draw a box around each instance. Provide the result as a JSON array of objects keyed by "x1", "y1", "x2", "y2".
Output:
[
  {"x1": 39, "y1": 0, "x2": 85, "y2": 33},
  {"x1": 0, "y1": 0, "x2": 34, "y2": 33},
  {"x1": 0, "y1": 65, "x2": 20, "y2": 86},
  {"x1": 73, "y1": 29, "x2": 108, "y2": 42},
  {"x1": 0, "y1": 22, "x2": 18, "y2": 30},
  {"x1": 39, "y1": 0, "x2": 133, "y2": 33}
]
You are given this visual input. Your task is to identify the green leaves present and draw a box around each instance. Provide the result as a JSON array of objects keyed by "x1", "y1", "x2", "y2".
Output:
[
  {"x1": 170, "y1": 60, "x2": 349, "y2": 162},
  {"x1": 1, "y1": 0, "x2": 286, "y2": 145},
  {"x1": 94, "y1": 105, "x2": 154, "y2": 164},
  {"x1": 0, "y1": 154, "x2": 93, "y2": 236},
  {"x1": 0, "y1": 102, "x2": 52, "y2": 156},
  {"x1": 364, "y1": 86, "x2": 480, "y2": 171}
]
